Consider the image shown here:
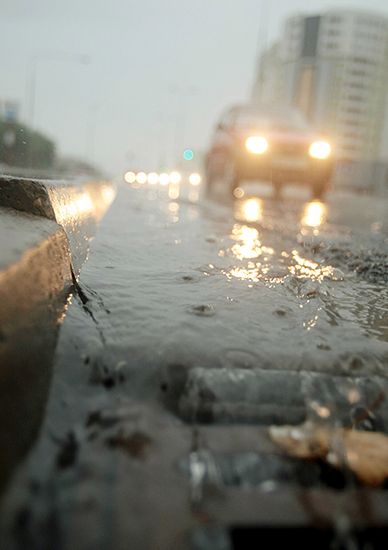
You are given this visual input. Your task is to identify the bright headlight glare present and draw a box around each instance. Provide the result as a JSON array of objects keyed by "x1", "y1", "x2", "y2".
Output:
[
  {"x1": 245, "y1": 136, "x2": 269, "y2": 155},
  {"x1": 136, "y1": 171, "x2": 147, "y2": 184},
  {"x1": 309, "y1": 141, "x2": 331, "y2": 159},
  {"x1": 169, "y1": 171, "x2": 182, "y2": 184},
  {"x1": 124, "y1": 171, "x2": 136, "y2": 184},
  {"x1": 159, "y1": 173, "x2": 170, "y2": 186},
  {"x1": 147, "y1": 172, "x2": 159, "y2": 185},
  {"x1": 189, "y1": 173, "x2": 202, "y2": 186}
]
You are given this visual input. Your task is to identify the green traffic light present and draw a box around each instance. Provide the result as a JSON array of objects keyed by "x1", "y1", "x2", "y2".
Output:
[{"x1": 183, "y1": 149, "x2": 194, "y2": 161}]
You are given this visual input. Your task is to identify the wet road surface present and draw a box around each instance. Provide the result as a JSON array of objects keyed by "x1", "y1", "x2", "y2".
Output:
[{"x1": 2, "y1": 180, "x2": 388, "y2": 549}]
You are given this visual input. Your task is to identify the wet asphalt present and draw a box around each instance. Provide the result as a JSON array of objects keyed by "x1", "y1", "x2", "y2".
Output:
[
  {"x1": 67, "y1": 179, "x2": 388, "y2": 380},
  {"x1": 1, "y1": 179, "x2": 388, "y2": 549}
]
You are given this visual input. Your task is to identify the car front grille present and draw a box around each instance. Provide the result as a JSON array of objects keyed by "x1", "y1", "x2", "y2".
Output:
[{"x1": 271, "y1": 142, "x2": 308, "y2": 156}]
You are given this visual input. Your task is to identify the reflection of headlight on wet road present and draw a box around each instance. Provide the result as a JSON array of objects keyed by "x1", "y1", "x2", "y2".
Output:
[
  {"x1": 168, "y1": 183, "x2": 180, "y2": 200},
  {"x1": 245, "y1": 136, "x2": 269, "y2": 155},
  {"x1": 240, "y1": 198, "x2": 263, "y2": 223},
  {"x1": 302, "y1": 201, "x2": 327, "y2": 228},
  {"x1": 309, "y1": 141, "x2": 331, "y2": 160}
]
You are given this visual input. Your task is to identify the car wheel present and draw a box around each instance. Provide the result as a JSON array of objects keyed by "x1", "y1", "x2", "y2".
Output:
[
  {"x1": 223, "y1": 160, "x2": 239, "y2": 198},
  {"x1": 312, "y1": 180, "x2": 328, "y2": 199}
]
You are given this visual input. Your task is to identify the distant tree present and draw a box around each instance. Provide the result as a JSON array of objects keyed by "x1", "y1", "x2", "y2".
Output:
[{"x1": 0, "y1": 118, "x2": 56, "y2": 169}]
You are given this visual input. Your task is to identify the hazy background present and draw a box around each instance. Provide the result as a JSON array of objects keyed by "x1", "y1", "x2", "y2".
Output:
[{"x1": 1, "y1": 0, "x2": 387, "y2": 175}]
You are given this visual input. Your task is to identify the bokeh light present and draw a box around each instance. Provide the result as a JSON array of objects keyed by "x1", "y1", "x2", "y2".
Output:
[
  {"x1": 189, "y1": 173, "x2": 202, "y2": 186},
  {"x1": 159, "y1": 173, "x2": 170, "y2": 185},
  {"x1": 147, "y1": 172, "x2": 159, "y2": 185},
  {"x1": 169, "y1": 171, "x2": 182, "y2": 184},
  {"x1": 183, "y1": 149, "x2": 194, "y2": 161},
  {"x1": 302, "y1": 201, "x2": 327, "y2": 228},
  {"x1": 124, "y1": 171, "x2": 136, "y2": 184},
  {"x1": 136, "y1": 172, "x2": 147, "y2": 184},
  {"x1": 233, "y1": 187, "x2": 245, "y2": 199}
]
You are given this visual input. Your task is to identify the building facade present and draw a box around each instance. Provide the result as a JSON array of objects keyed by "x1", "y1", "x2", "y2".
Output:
[{"x1": 253, "y1": 9, "x2": 388, "y2": 165}]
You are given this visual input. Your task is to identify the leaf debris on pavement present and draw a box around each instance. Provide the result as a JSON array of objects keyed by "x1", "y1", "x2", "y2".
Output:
[{"x1": 269, "y1": 422, "x2": 388, "y2": 487}]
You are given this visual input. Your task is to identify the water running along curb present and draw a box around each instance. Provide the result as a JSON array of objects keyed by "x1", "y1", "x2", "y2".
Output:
[{"x1": 0, "y1": 175, "x2": 116, "y2": 272}]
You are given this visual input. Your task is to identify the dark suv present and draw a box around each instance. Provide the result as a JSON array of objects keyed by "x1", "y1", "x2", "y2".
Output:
[{"x1": 205, "y1": 104, "x2": 334, "y2": 199}]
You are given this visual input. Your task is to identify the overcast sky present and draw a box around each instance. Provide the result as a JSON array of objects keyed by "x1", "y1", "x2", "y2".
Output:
[{"x1": 1, "y1": 0, "x2": 388, "y2": 175}]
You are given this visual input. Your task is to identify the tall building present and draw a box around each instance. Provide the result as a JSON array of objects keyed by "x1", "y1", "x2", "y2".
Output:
[
  {"x1": 252, "y1": 43, "x2": 284, "y2": 106},
  {"x1": 253, "y1": 9, "x2": 388, "y2": 164}
]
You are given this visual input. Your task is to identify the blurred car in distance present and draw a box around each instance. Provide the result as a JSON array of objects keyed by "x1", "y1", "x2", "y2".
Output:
[{"x1": 205, "y1": 104, "x2": 334, "y2": 199}]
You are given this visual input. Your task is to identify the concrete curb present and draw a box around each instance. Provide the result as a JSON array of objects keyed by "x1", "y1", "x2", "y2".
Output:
[
  {"x1": 0, "y1": 175, "x2": 116, "y2": 491},
  {"x1": 0, "y1": 175, "x2": 116, "y2": 272}
]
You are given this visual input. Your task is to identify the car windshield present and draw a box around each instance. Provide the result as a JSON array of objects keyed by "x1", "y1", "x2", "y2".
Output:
[{"x1": 235, "y1": 108, "x2": 310, "y2": 131}]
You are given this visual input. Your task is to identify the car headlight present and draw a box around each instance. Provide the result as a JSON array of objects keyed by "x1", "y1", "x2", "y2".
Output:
[
  {"x1": 309, "y1": 141, "x2": 331, "y2": 160},
  {"x1": 169, "y1": 171, "x2": 182, "y2": 184},
  {"x1": 245, "y1": 136, "x2": 269, "y2": 155}
]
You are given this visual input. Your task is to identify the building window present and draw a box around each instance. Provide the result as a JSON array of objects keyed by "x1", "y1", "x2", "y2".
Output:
[
  {"x1": 302, "y1": 15, "x2": 321, "y2": 57},
  {"x1": 352, "y1": 57, "x2": 369, "y2": 64},
  {"x1": 345, "y1": 108, "x2": 363, "y2": 115},
  {"x1": 341, "y1": 119, "x2": 362, "y2": 126},
  {"x1": 347, "y1": 82, "x2": 366, "y2": 90},
  {"x1": 343, "y1": 132, "x2": 361, "y2": 139},
  {"x1": 329, "y1": 16, "x2": 342, "y2": 24}
]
